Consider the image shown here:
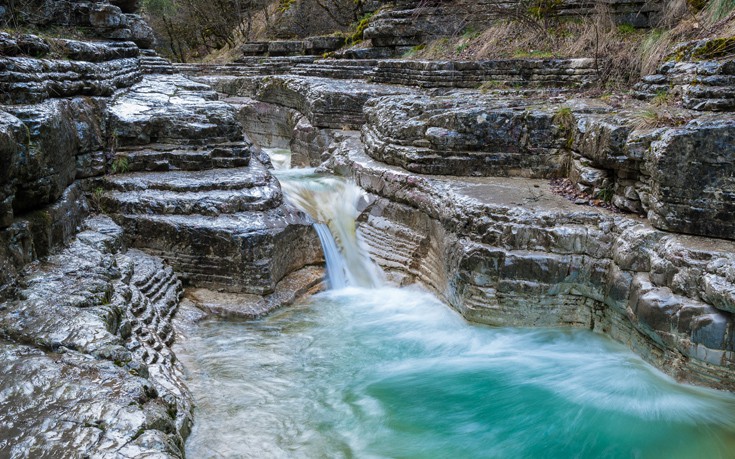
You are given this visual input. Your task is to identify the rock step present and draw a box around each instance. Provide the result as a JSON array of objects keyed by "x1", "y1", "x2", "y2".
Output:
[
  {"x1": 100, "y1": 186, "x2": 282, "y2": 216},
  {"x1": 178, "y1": 57, "x2": 597, "y2": 89},
  {"x1": 0, "y1": 57, "x2": 142, "y2": 104},
  {"x1": 137, "y1": 265, "x2": 174, "y2": 301},
  {"x1": 359, "y1": 216, "x2": 424, "y2": 272},
  {"x1": 634, "y1": 56, "x2": 735, "y2": 111},
  {"x1": 139, "y1": 50, "x2": 176, "y2": 75},
  {"x1": 116, "y1": 142, "x2": 254, "y2": 172},
  {"x1": 113, "y1": 205, "x2": 320, "y2": 295},
  {"x1": 102, "y1": 166, "x2": 275, "y2": 193}
]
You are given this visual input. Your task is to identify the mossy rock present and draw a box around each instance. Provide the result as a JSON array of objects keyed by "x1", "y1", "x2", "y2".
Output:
[{"x1": 668, "y1": 37, "x2": 735, "y2": 62}]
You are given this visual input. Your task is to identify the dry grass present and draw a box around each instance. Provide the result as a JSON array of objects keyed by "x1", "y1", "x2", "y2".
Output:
[
  {"x1": 408, "y1": 3, "x2": 735, "y2": 88},
  {"x1": 202, "y1": 4, "x2": 277, "y2": 63}
]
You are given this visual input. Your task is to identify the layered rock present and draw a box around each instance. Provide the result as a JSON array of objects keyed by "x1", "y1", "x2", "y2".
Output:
[
  {"x1": 101, "y1": 74, "x2": 322, "y2": 294},
  {"x1": 0, "y1": 91, "x2": 111, "y2": 299},
  {"x1": 634, "y1": 39, "x2": 735, "y2": 111},
  {"x1": 246, "y1": 75, "x2": 416, "y2": 129},
  {"x1": 178, "y1": 57, "x2": 598, "y2": 90},
  {"x1": 370, "y1": 58, "x2": 598, "y2": 89},
  {"x1": 356, "y1": 88, "x2": 735, "y2": 241},
  {"x1": 362, "y1": 93, "x2": 569, "y2": 177},
  {"x1": 0, "y1": 34, "x2": 142, "y2": 104},
  {"x1": 363, "y1": 0, "x2": 662, "y2": 55},
  {"x1": 0, "y1": 0, "x2": 155, "y2": 48},
  {"x1": 328, "y1": 137, "x2": 735, "y2": 390},
  {"x1": 0, "y1": 216, "x2": 190, "y2": 458}
]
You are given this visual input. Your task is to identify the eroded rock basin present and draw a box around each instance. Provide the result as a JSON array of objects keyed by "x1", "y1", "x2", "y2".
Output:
[{"x1": 177, "y1": 286, "x2": 735, "y2": 458}]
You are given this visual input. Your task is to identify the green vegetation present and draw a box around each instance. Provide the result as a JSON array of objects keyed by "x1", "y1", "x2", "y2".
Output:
[
  {"x1": 526, "y1": 0, "x2": 563, "y2": 19},
  {"x1": 402, "y1": 44, "x2": 425, "y2": 58},
  {"x1": 633, "y1": 108, "x2": 690, "y2": 130},
  {"x1": 651, "y1": 89, "x2": 674, "y2": 106},
  {"x1": 706, "y1": 0, "x2": 735, "y2": 21},
  {"x1": 691, "y1": 37, "x2": 735, "y2": 59},
  {"x1": 617, "y1": 24, "x2": 637, "y2": 35},
  {"x1": 278, "y1": 0, "x2": 298, "y2": 13},
  {"x1": 595, "y1": 185, "x2": 614, "y2": 203},
  {"x1": 553, "y1": 107, "x2": 576, "y2": 148},
  {"x1": 346, "y1": 12, "x2": 374, "y2": 46},
  {"x1": 91, "y1": 187, "x2": 106, "y2": 214},
  {"x1": 111, "y1": 156, "x2": 130, "y2": 175},
  {"x1": 478, "y1": 80, "x2": 509, "y2": 92}
]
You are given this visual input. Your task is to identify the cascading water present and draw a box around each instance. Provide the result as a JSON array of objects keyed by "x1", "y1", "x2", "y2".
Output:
[
  {"x1": 179, "y1": 148, "x2": 735, "y2": 458},
  {"x1": 277, "y1": 169, "x2": 383, "y2": 289}
]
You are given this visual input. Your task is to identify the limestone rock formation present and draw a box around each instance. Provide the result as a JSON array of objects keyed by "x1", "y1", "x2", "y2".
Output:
[
  {"x1": 0, "y1": 216, "x2": 190, "y2": 458},
  {"x1": 635, "y1": 38, "x2": 735, "y2": 111},
  {"x1": 0, "y1": 34, "x2": 142, "y2": 104},
  {"x1": 102, "y1": 74, "x2": 322, "y2": 294},
  {"x1": 0, "y1": 0, "x2": 155, "y2": 48},
  {"x1": 362, "y1": 93, "x2": 568, "y2": 177},
  {"x1": 328, "y1": 137, "x2": 735, "y2": 390}
]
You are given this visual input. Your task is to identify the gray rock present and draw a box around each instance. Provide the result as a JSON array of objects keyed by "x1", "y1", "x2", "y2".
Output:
[
  {"x1": 646, "y1": 118, "x2": 735, "y2": 239},
  {"x1": 0, "y1": 216, "x2": 190, "y2": 458},
  {"x1": 109, "y1": 75, "x2": 243, "y2": 146},
  {"x1": 327, "y1": 136, "x2": 735, "y2": 390},
  {"x1": 362, "y1": 93, "x2": 567, "y2": 177}
]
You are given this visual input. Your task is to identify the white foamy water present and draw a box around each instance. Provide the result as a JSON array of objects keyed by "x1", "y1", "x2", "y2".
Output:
[{"x1": 181, "y1": 286, "x2": 735, "y2": 459}]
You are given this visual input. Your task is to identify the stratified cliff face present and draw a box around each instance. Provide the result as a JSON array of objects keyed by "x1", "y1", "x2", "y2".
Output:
[
  {"x1": 1, "y1": 0, "x2": 735, "y2": 455},
  {"x1": 0, "y1": 0, "x2": 155, "y2": 47},
  {"x1": 177, "y1": 25, "x2": 735, "y2": 390},
  {"x1": 0, "y1": 11, "x2": 320, "y2": 459}
]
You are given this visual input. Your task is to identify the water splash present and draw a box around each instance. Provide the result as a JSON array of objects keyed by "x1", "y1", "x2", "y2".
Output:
[{"x1": 278, "y1": 170, "x2": 383, "y2": 289}]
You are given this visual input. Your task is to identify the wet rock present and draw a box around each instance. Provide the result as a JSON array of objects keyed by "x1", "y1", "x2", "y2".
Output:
[
  {"x1": 103, "y1": 74, "x2": 323, "y2": 294},
  {"x1": 2, "y1": 1, "x2": 154, "y2": 48},
  {"x1": 0, "y1": 216, "x2": 190, "y2": 458},
  {"x1": 0, "y1": 36, "x2": 141, "y2": 104},
  {"x1": 182, "y1": 265, "x2": 324, "y2": 320},
  {"x1": 140, "y1": 49, "x2": 176, "y2": 75},
  {"x1": 646, "y1": 118, "x2": 735, "y2": 240},
  {"x1": 109, "y1": 75, "x2": 242, "y2": 146},
  {"x1": 250, "y1": 75, "x2": 416, "y2": 129},
  {"x1": 328, "y1": 136, "x2": 735, "y2": 390},
  {"x1": 0, "y1": 97, "x2": 107, "y2": 217},
  {"x1": 362, "y1": 93, "x2": 567, "y2": 177}
]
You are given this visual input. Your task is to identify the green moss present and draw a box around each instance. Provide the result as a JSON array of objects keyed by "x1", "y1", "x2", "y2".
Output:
[
  {"x1": 277, "y1": 0, "x2": 297, "y2": 13},
  {"x1": 553, "y1": 107, "x2": 575, "y2": 148},
  {"x1": 691, "y1": 37, "x2": 735, "y2": 60},
  {"x1": 617, "y1": 24, "x2": 637, "y2": 35},
  {"x1": 526, "y1": 0, "x2": 563, "y2": 18},
  {"x1": 110, "y1": 156, "x2": 129, "y2": 175},
  {"x1": 346, "y1": 12, "x2": 374, "y2": 46}
]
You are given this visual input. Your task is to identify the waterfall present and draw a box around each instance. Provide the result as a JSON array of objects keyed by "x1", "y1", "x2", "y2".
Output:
[
  {"x1": 278, "y1": 171, "x2": 383, "y2": 289},
  {"x1": 313, "y1": 223, "x2": 348, "y2": 289}
]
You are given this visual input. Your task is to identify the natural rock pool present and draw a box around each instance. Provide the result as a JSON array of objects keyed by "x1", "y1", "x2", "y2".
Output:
[{"x1": 179, "y1": 286, "x2": 735, "y2": 458}]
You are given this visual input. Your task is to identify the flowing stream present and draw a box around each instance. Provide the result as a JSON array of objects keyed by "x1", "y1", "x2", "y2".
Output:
[{"x1": 180, "y1": 150, "x2": 735, "y2": 458}]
